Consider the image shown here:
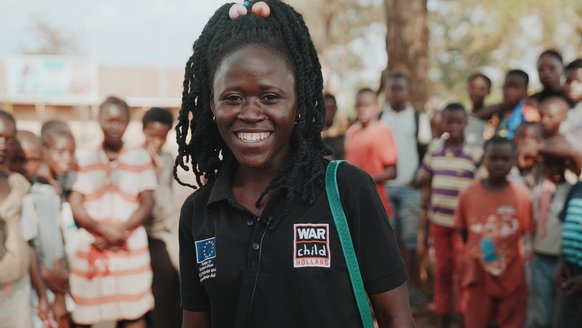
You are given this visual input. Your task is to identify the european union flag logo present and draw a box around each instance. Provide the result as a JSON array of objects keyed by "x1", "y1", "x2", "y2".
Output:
[{"x1": 195, "y1": 237, "x2": 217, "y2": 263}]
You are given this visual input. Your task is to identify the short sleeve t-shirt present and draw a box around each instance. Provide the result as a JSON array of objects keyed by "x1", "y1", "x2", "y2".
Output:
[
  {"x1": 380, "y1": 104, "x2": 431, "y2": 185},
  {"x1": 179, "y1": 159, "x2": 407, "y2": 327},
  {"x1": 345, "y1": 122, "x2": 398, "y2": 216},
  {"x1": 455, "y1": 181, "x2": 533, "y2": 295},
  {"x1": 418, "y1": 141, "x2": 482, "y2": 227}
]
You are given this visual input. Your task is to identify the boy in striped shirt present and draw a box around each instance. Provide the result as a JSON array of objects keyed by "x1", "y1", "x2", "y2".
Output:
[
  {"x1": 555, "y1": 181, "x2": 582, "y2": 327},
  {"x1": 416, "y1": 103, "x2": 482, "y2": 327}
]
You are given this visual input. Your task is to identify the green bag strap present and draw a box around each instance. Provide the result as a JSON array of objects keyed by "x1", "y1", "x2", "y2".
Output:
[{"x1": 325, "y1": 160, "x2": 374, "y2": 328}]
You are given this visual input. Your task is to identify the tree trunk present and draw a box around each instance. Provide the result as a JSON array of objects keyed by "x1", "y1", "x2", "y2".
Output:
[{"x1": 383, "y1": 0, "x2": 429, "y2": 111}]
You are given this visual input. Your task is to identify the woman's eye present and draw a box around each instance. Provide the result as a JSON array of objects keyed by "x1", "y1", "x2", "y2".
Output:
[
  {"x1": 224, "y1": 95, "x2": 243, "y2": 104},
  {"x1": 262, "y1": 94, "x2": 280, "y2": 103}
]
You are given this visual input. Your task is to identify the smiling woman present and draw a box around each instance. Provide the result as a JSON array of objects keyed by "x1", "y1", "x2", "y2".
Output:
[{"x1": 174, "y1": 1, "x2": 414, "y2": 327}]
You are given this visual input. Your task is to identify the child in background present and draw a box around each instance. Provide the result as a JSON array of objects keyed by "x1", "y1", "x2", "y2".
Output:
[
  {"x1": 322, "y1": 93, "x2": 345, "y2": 160},
  {"x1": 465, "y1": 73, "x2": 492, "y2": 146},
  {"x1": 415, "y1": 103, "x2": 482, "y2": 327},
  {"x1": 532, "y1": 49, "x2": 570, "y2": 106},
  {"x1": 41, "y1": 123, "x2": 77, "y2": 327},
  {"x1": 0, "y1": 111, "x2": 48, "y2": 328},
  {"x1": 562, "y1": 59, "x2": 582, "y2": 152},
  {"x1": 554, "y1": 181, "x2": 582, "y2": 327},
  {"x1": 485, "y1": 70, "x2": 540, "y2": 140},
  {"x1": 68, "y1": 97, "x2": 155, "y2": 327},
  {"x1": 456, "y1": 136, "x2": 533, "y2": 328},
  {"x1": 512, "y1": 122, "x2": 544, "y2": 191},
  {"x1": 141, "y1": 107, "x2": 181, "y2": 328},
  {"x1": 527, "y1": 96, "x2": 578, "y2": 328},
  {"x1": 17, "y1": 130, "x2": 69, "y2": 327},
  {"x1": 345, "y1": 88, "x2": 398, "y2": 217}
]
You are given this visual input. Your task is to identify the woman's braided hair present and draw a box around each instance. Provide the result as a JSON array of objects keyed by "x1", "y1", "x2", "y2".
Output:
[{"x1": 174, "y1": 0, "x2": 331, "y2": 214}]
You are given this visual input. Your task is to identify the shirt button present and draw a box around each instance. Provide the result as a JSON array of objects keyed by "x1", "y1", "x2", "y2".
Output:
[
  {"x1": 251, "y1": 242, "x2": 260, "y2": 251},
  {"x1": 246, "y1": 218, "x2": 254, "y2": 226}
]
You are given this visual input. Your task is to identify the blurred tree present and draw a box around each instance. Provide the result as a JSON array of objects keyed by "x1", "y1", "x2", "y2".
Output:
[
  {"x1": 24, "y1": 20, "x2": 78, "y2": 55},
  {"x1": 383, "y1": 0, "x2": 429, "y2": 111},
  {"x1": 290, "y1": 0, "x2": 581, "y2": 111},
  {"x1": 289, "y1": 0, "x2": 384, "y2": 106},
  {"x1": 429, "y1": 0, "x2": 582, "y2": 102}
]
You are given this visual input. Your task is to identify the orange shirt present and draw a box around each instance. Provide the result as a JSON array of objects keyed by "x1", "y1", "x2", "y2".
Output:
[
  {"x1": 455, "y1": 181, "x2": 533, "y2": 296},
  {"x1": 345, "y1": 121, "x2": 398, "y2": 216}
]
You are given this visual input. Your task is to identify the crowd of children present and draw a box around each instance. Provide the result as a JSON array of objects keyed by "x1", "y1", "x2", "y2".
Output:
[
  {"x1": 325, "y1": 51, "x2": 582, "y2": 327},
  {"x1": 0, "y1": 98, "x2": 181, "y2": 328},
  {"x1": 0, "y1": 42, "x2": 581, "y2": 327}
]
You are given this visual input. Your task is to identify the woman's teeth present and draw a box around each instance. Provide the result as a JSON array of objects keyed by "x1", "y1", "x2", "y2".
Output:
[{"x1": 236, "y1": 132, "x2": 271, "y2": 143}]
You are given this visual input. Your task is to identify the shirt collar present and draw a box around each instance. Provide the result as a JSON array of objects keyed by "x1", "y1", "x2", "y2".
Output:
[
  {"x1": 437, "y1": 140, "x2": 466, "y2": 157},
  {"x1": 206, "y1": 157, "x2": 237, "y2": 208},
  {"x1": 384, "y1": 102, "x2": 414, "y2": 114},
  {"x1": 206, "y1": 156, "x2": 321, "y2": 209}
]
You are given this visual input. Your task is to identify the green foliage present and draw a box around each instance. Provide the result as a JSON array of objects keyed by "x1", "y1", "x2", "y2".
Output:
[{"x1": 429, "y1": 0, "x2": 582, "y2": 102}]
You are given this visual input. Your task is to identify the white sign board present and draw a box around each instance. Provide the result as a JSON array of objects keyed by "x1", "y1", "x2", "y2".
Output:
[{"x1": 5, "y1": 55, "x2": 99, "y2": 105}]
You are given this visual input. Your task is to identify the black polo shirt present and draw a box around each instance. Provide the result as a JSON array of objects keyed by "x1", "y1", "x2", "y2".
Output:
[{"x1": 179, "y1": 158, "x2": 406, "y2": 328}]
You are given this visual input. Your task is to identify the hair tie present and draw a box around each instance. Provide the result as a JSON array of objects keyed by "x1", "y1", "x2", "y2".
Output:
[
  {"x1": 229, "y1": 3, "x2": 248, "y2": 20},
  {"x1": 229, "y1": 1, "x2": 270, "y2": 20},
  {"x1": 251, "y1": 1, "x2": 270, "y2": 17}
]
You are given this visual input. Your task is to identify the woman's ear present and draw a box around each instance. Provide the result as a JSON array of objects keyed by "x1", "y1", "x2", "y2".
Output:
[{"x1": 209, "y1": 93, "x2": 216, "y2": 114}]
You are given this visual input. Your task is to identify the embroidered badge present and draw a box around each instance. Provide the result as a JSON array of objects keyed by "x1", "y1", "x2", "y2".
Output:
[
  {"x1": 195, "y1": 237, "x2": 217, "y2": 282},
  {"x1": 195, "y1": 237, "x2": 216, "y2": 263},
  {"x1": 293, "y1": 224, "x2": 331, "y2": 268}
]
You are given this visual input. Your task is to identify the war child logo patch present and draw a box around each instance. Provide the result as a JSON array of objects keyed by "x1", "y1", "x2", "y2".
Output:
[{"x1": 293, "y1": 224, "x2": 331, "y2": 268}]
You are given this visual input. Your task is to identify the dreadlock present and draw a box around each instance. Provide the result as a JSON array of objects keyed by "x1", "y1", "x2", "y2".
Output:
[{"x1": 174, "y1": 0, "x2": 331, "y2": 216}]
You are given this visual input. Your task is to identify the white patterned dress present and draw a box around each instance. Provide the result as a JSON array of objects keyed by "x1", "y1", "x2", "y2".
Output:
[{"x1": 69, "y1": 143, "x2": 156, "y2": 324}]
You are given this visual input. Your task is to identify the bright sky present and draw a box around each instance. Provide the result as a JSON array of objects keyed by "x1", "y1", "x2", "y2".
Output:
[{"x1": 0, "y1": 0, "x2": 227, "y2": 67}]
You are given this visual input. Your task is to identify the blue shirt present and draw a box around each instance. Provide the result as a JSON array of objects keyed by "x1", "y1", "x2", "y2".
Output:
[{"x1": 559, "y1": 182, "x2": 582, "y2": 269}]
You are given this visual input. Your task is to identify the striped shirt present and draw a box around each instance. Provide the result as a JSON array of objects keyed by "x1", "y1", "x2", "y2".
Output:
[
  {"x1": 419, "y1": 141, "x2": 482, "y2": 227},
  {"x1": 69, "y1": 143, "x2": 157, "y2": 324},
  {"x1": 559, "y1": 182, "x2": 582, "y2": 268}
]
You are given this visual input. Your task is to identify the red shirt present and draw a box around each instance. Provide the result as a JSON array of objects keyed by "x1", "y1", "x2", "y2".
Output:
[
  {"x1": 455, "y1": 180, "x2": 533, "y2": 296},
  {"x1": 345, "y1": 121, "x2": 398, "y2": 216}
]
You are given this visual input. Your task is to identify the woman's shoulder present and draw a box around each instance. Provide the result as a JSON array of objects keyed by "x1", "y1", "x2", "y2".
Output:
[
  {"x1": 180, "y1": 182, "x2": 215, "y2": 219},
  {"x1": 333, "y1": 161, "x2": 375, "y2": 191}
]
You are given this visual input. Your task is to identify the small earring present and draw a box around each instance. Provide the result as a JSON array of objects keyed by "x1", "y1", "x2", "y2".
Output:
[{"x1": 212, "y1": 116, "x2": 216, "y2": 123}]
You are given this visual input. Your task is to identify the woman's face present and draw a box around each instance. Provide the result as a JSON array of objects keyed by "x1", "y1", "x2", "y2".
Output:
[{"x1": 211, "y1": 44, "x2": 297, "y2": 171}]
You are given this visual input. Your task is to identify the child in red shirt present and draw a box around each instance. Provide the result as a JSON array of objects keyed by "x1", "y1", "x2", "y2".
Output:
[
  {"x1": 456, "y1": 136, "x2": 533, "y2": 328},
  {"x1": 345, "y1": 88, "x2": 398, "y2": 216}
]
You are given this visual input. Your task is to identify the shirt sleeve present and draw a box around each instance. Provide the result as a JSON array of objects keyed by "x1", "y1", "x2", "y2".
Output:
[
  {"x1": 417, "y1": 151, "x2": 433, "y2": 181},
  {"x1": 70, "y1": 151, "x2": 93, "y2": 195},
  {"x1": 28, "y1": 186, "x2": 66, "y2": 268},
  {"x1": 137, "y1": 150, "x2": 158, "y2": 193},
  {"x1": 418, "y1": 112, "x2": 433, "y2": 145},
  {"x1": 339, "y1": 164, "x2": 407, "y2": 295},
  {"x1": 376, "y1": 125, "x2": 398, "y2": 166},
  {"x1": 455, "y1": 189, "x2": 468, "y2": 230},
  {"x1": 519, "y1": 187, "x2": 535, "y2": 233},
  {"x1": 179, "y1": 195, "x2": 210, "y2": 311},
  {"x1": 20, "y1": 194, "x2": 38, "y2": 242}
]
